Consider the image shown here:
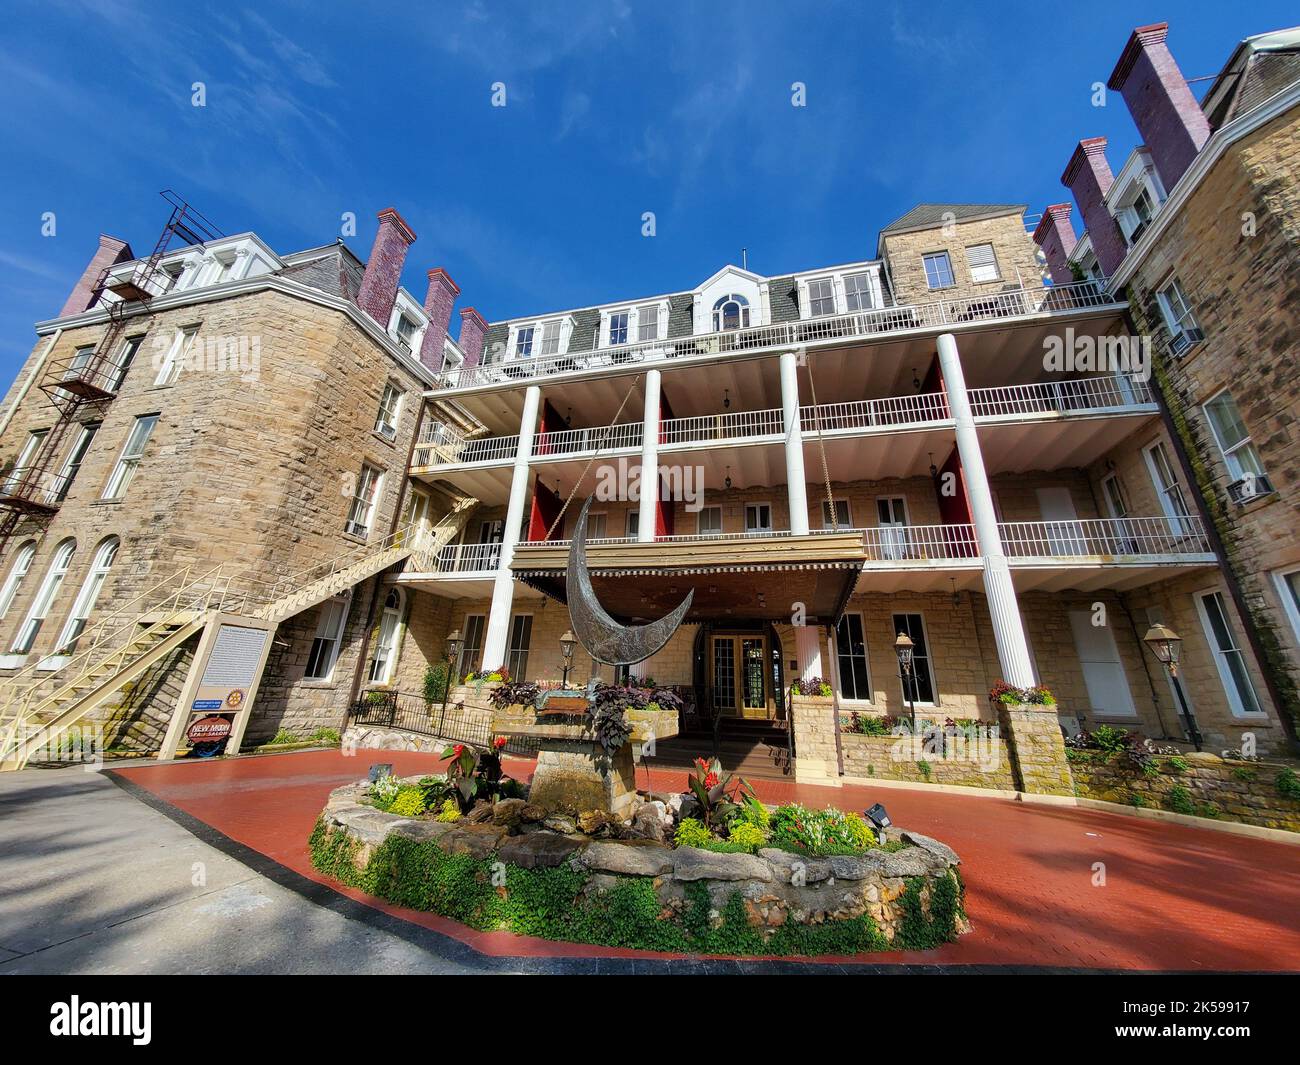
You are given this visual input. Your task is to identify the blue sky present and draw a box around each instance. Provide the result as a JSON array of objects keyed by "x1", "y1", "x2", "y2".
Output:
[{"x1": 0, "y1": 0, "x2": 1294, "y2": 381}]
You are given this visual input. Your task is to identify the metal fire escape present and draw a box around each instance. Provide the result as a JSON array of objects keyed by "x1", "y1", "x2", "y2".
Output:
[{"x1": 0, "y1": 191, "x2": 223, "y2": 547}]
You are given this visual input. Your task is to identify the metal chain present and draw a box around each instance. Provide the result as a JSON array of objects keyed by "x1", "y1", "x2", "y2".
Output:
[{"x1": 543, "y1": 373, "x2": 645, "y2": 540}]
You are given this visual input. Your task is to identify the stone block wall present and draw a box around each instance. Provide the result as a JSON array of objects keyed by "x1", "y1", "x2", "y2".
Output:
[
  {"x1": 999, "y1": 704, "x2": 1074, "y2": 795},
  {"x1": 791, "y1": 694, "x2": 840, "y2": 785},
  {"x1": 840, "y1": 732, "x2": 1016, "y2": 790},
  {"x1": 1069, "y1": 751, "x2": 1300, "y2": 833}
]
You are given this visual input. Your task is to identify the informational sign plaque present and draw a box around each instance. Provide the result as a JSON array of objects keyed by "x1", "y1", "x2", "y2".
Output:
[{"x1": 191, "y1": 625, "x2": 269, "y2": 714}]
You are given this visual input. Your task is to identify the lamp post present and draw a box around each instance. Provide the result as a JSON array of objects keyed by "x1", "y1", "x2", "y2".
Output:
[
  {"x1": 1143, "y1": 623, "x2": 1202, "y2": 752},
  {"x1": 895, "y1": 631, "x2": 917, "y2": 732},
  {"x1": 559, "y1": 629, "x2": 577, "y2": 688},
  {"x1": 441, "y1": 628, "x2": 463, "y2": 730}
]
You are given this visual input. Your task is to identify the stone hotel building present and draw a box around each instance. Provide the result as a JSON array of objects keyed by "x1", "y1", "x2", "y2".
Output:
[{"x1": 0, "y1": 22, "x2": 1296, "y2": 784}]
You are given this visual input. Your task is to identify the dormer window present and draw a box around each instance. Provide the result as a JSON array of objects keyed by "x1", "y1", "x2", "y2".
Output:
[
  {"x1": 608, "y1": 311, "x2": 629, "y2": 346},
  {"x1": 394, "y1": 314, "x2": 419, "y2": 353},
  {"x1": 807, "y1": 279, "x2": 836, "y2": 317},
  {"x1": 1109, "y1": 151, "x2": 1166, "y2": 248},
  {"x1": 539, "y1": 321, "x2": 561, "y2": 355},
  {"x1": 844, "y1": 272, "x2": 874, "y2": 311},
  {"x1": 712, "y1": 294, "x2": 750, "y2": 331},
  {"x1": 1119, "y1": 187, "x2": 1156, "y2": 245},
  {"x1": 514, "y1": 325, "x2": 535, "y2": 358},
  {"x1": 637, "y1": 304, "x2": 659, "y2": 342}
]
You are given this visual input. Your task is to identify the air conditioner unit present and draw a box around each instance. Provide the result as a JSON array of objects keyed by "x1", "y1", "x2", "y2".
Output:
[
  {"x1": 1168, "y1": 327, "x2": 1204, "y2": 356},
  {"x1": 1227, "y1": 474, "x2": 1275, "y2": 505}
]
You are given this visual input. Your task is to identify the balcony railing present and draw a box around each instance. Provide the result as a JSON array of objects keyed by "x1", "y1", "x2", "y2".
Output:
[
  {"x1": 999, "y1": 516, "x2": 1211, "y2": 559},
  {"x1": 969, "y1": 375, "x2": 1154, "y2": 418},
  {"x1": 438, "y1": 279, "x2": 1117, "y2": 391},
  {"x1": 412, "y1": 373, "x2": 1152, "y2": 471},
  {"x1": 412, "y1": 541, "x2": 503, "y2": 574}
]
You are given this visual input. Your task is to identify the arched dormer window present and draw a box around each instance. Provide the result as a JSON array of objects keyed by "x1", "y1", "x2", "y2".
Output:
[{"x1": 712, "y1": 294, "x2": 750, "y2": 331}]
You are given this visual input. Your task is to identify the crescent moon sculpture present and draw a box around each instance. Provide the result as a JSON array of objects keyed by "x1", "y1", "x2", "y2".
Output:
[{"x1": 566, "y1": 495, "x2": 694, "y2": 665}]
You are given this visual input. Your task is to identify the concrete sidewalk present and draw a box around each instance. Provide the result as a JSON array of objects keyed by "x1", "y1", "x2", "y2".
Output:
[{"x1": 0, "y1": 765, "x2": 488, "y2": 975}]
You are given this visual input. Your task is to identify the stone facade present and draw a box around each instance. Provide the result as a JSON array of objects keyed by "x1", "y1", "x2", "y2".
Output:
[
  {"x1": 999, "y1": 704, "x2": 1075, "y2": 795},
  {"x1": 840, "y1": 732, "x2": 1017, "y2": 790}
]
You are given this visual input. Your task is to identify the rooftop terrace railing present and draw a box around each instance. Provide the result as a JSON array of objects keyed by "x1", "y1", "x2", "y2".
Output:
[{"x1": 436, "y1": 279, "x2": 1118, "y2": 391}]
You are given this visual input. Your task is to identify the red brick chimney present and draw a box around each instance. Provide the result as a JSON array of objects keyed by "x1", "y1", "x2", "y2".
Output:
[
  {"x1": 1108, "y1": 23, "x2": 1211, "y2": 191},
  {"x1": 1032, "y1": 204, "x2": 1079, "y2": 285},
  {"x1": 419, "y1": 267, "x2": 460, "y2": 372},
  {"x1": 357, "y1": 208, "x2": 417, "y2": 328},
  {"x1": 1062, "y1": 138, "x2": 1127, "y2": 277},
  {"x1": 59, "y1": 234, "x2": 134, "y2": 318},
  {"x1": 458, "y1": 308, "x2": 488, "y2": 368}
]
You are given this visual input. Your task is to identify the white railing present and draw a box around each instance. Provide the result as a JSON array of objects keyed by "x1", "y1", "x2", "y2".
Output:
[
  {"x1": 970, "y1": 374, "x2": 1154, "y2": 419},
  {"x1": 802, "y1": 392, "x2": 950, "y2": 432},
  {"x1": 856, "y1": 524, "x2": 979, "y2": 561},
  {"x1": 534, "y1": 422, "x2": 643, "y2": 457},
  {"x1": 439, "y1": 279, "x2": 1117, "y2": 390},
  {"x1": 661, "y1": 408, "x2": 784, "y2": 445},
  {"x1": 420, "y1": 542, "x2": 503, "y2": 574},
  {"x1": 999, "y1": 516, "x2": 1211, "y2": 559},
  {"x1": 412, "y1": 422, "x2": 519, "y2": 467}
]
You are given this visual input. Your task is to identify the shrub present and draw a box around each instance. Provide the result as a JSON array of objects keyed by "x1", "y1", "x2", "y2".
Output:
[
  {"x1": 686, "y1": 756, "x2": 755, "y2": 833},
  {"x1": 769, "y1": 804, "x2": 877, "y2": 856},
  {"x1": 434, "y1": 798, "x2": 461, "y2": 822},
  {"x1": 269, "y1": 727, "x2": 298, "y2": 746},
  {"x1": 792, "y1": 677, "x2": 833, "y2": 697},
  {"x1": 489, "y1": 681, "x2": 541, "y2": 709},
  {"x1": 1166, "y1": 755, "x2": 1189, "y2": 773},
  {"x1": 841, "y1": 712, "x2": 898, "y2": 736},
  {"x1": 388, "y1": 787, "x2": 427, "y2": 817},
  {"x1": 726, "y1": 820, "x2": 768, "y2": 852},
  {"x1": 1090, "y1": 725, "x2": 1131, "y2": 753},
  {"x1": 674, "y1": 817, "x2": 712, "y2": 849},
  {"x1": 1165, "y1": 784, "x2": 1195, "y2": 816},
  {"x1": 917, "y1": 760, "x2": 932, "y2": 780},
  {"x1": 423, "y1": 661, "x2": 449, "y2": 708},
  {"x1": 310, "y1": 727, "x2": 341, "y2": 744},
  {"x1": 369, "y1": 774, "x2": 402, "y2": 810},
  {"x1": 1276, "y1": 767, "x2": 1300, "y2": 800},
  {"x1": 737, "y1": 794, "x2": 770, "y2": 830}
]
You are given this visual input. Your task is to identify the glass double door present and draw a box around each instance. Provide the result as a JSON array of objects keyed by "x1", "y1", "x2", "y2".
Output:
[{"x1": 710, "y1": 634, "x2": 770, "y2": 718}]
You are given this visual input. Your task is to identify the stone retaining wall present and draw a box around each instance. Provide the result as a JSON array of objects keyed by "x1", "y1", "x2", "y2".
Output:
[
  {"x1": 840, "y1": 733, "x2": 1016, "y2": 790},
  {"x1": 1068, "y1": 752, "x2": 1300, "y2": 833},
  {"x1": 316, "y1": 779, "x2": 968, "y2": 949}
]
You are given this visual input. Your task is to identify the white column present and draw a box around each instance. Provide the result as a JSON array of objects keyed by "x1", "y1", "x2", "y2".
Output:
[
  {"x1": 630, "y1": 658, "x2": 652, "y2": 681},
  {"x1": 637, "y1": 369, "x2": 661, "y2": 543},
  {"x1": 780, "y1": 350, "x2": 810, "y2": 535},
  {"x1": 936, "y1": 333, "x2": 1036, "y2": 687},
  {"x1": 795, "y1": 624, "x2": 823, "y2": 682},
  {"x1": 481, "y1": 385, "x2": 541, "y2": 671}
]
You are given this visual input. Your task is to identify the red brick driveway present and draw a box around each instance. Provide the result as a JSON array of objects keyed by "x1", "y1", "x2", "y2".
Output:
[{"x1": 111, "y1": 749, "x2": 1300, "y2": 971}]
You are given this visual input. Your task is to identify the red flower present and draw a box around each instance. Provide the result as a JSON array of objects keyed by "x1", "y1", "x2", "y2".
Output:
[
  {"x1": 493, "y1": 736, "x2": 507, "y2": 750},
  {"x1": 703, "y1": 772, "x2": 719, "y2": 789},
  {"x1": 452, "y1": 744, "x2": 464, "y2": 758}
]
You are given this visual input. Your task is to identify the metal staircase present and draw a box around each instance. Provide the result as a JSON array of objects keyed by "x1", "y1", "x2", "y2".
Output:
[{"x1": 0, "y1": 498, "x2": 478, "y2": 770}]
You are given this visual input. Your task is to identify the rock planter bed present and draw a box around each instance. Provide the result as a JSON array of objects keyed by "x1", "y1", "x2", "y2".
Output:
[{"x1": 310, "y1": 776, "x2": 968, "y2": 957}]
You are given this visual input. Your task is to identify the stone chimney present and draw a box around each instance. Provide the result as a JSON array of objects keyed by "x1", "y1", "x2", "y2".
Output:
[
  {"x1": 1108, "y1": 23, "x2": 1211, "y2": 191},
  {"x1": 419, "y1": 268, "x2": 460, "y2": 372},
  {"x1": 1032, "y1": 204, "x2": 1079, "y2": 285},
  {"x1": 458, "y1": 308, "x2": 488, "y2": 368},
  {"x1": 1062, "y1": 138, "x2": 1127, "y2": 277},
  {"x1": 59, "y1": 234, "x2": 134, "y2": 318},
  {"x1": 357, "y1": 208, "x2": 417, "y2": 328}
]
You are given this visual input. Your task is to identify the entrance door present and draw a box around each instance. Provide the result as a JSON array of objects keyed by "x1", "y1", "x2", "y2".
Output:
[
  {"x1": 1068, "y1": 609, "x2": 1137, "y2": 719},
  {"x1": 877, "y1": 497, "x2": 909, "y2": 560},
  {"x1": 1036, "y1": 486, "x2": 1086, "y2": 555},
  {"x1": 710, "y1": 634, "x2": 771, "y2": 717}
]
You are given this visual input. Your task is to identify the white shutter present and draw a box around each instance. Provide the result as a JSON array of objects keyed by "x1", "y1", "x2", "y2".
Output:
[{"x1": 966, "y1": 243, "x2": 998, "y2": 283}]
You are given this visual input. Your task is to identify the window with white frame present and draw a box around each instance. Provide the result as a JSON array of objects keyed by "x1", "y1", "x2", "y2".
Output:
[
  {"x1": 835, "y1": 613, "x2": 871, "y2": 701},
  {"x1": 1195, "y1": 591, "x2": 1262, "y2": 716},
  {"x1": 458, "y1": 614, "x2": 485, "y2": 677},
  {"x1": 844, "y1": 273, "x2": 874, "y2": 311},
  {"x1": 698, "y1": 506, "x2": 722, "y2": 536},
  {"x1": 346, "y1": 464, "x2": 383, "y2": 538},
  {"x1": 109, "y1": 335, "x2": 144, "y2": 392},
  {"x1": 374, "y1": 382, "x2": 403, "y2": 440},
  {"x1": 821, "y1": 499, "x2": 851, "y2": 529},
  {"x1": 153, "y1": 325, "x2": 199, "y2": 387},
  {"x1": 585, "y1": 512, "x2": 608, "y2": 539},
  {"x1": 1075, "y1": 248, "x2": 1102, "y2": 280},
  {"x1": 712, "y1": 295, "x2": 750, "y2": 331},
  {"x1": 305, "y1": 594, "x2": 350, "y2": 680},
  {"x1": 55, "y1": 421, "x2": 100, "y2": 502},
  {"x1": 507, "y1": 614, "x2": 533, "y2": 679},
  {"x1": 1117, "y1": 186, "x2": 1157, "y2": 245},
  {"x1": 51, "y1": 536, "x2": 118, "y2": 657},
  {"x1": 394, "y1": 313, "x2": 419, "y2": 353},
  {"x1": 368, "y1": 587, "x2": 405, "y2": 684},
  {"x1": 5, "y1": 429, "x2": 48, "y2": 492},
  {"x1": 965, "y1": 243, "x2": 999, "y2": 283},
  {"x1": 514, "y1": 325, "x2": 535, "y2": 358},
  {"x1": 1203, "y1": 391, "x2": 1268, "y2": 494},
  {"x1": 65, "y1": 345, "x2": 96, "y2": 382},
  {"x1": 922, "y1": 252, "x2": 955, "y2": 289},
  {"x1": 539, "y1": 320, "x2": 562, "y2": 355},
  {"x1": 1156, "y1": 278, "x2": 1203, "y2": 355},
  {"x1": 1274, "y1": 569, "x2": 1300, "y2": 646},
  {"x1": 1144, "y1": 441, "x2": 1192, "y2": 534},
  {"x1": 637, "y1": 303, "x2": 659, "y2": 342},
  {"x1": 807, "y1": 278, "x2": 836, "y2": 317},
  {"x1": 744, "y1": 503, "x2": 772, "y2": 534},
  {"x1": 10, "y1": 538, "x2": 75, "y2": 654},
  {"x1": 101, "y1": 415, "x2": 158, "y2": 500},
  {"x1": 0, "y1": 541, "x2": 37, "y2": 620},
  {"x1": 608, "y1": 311, "x2": 629, "y2": 346}
]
